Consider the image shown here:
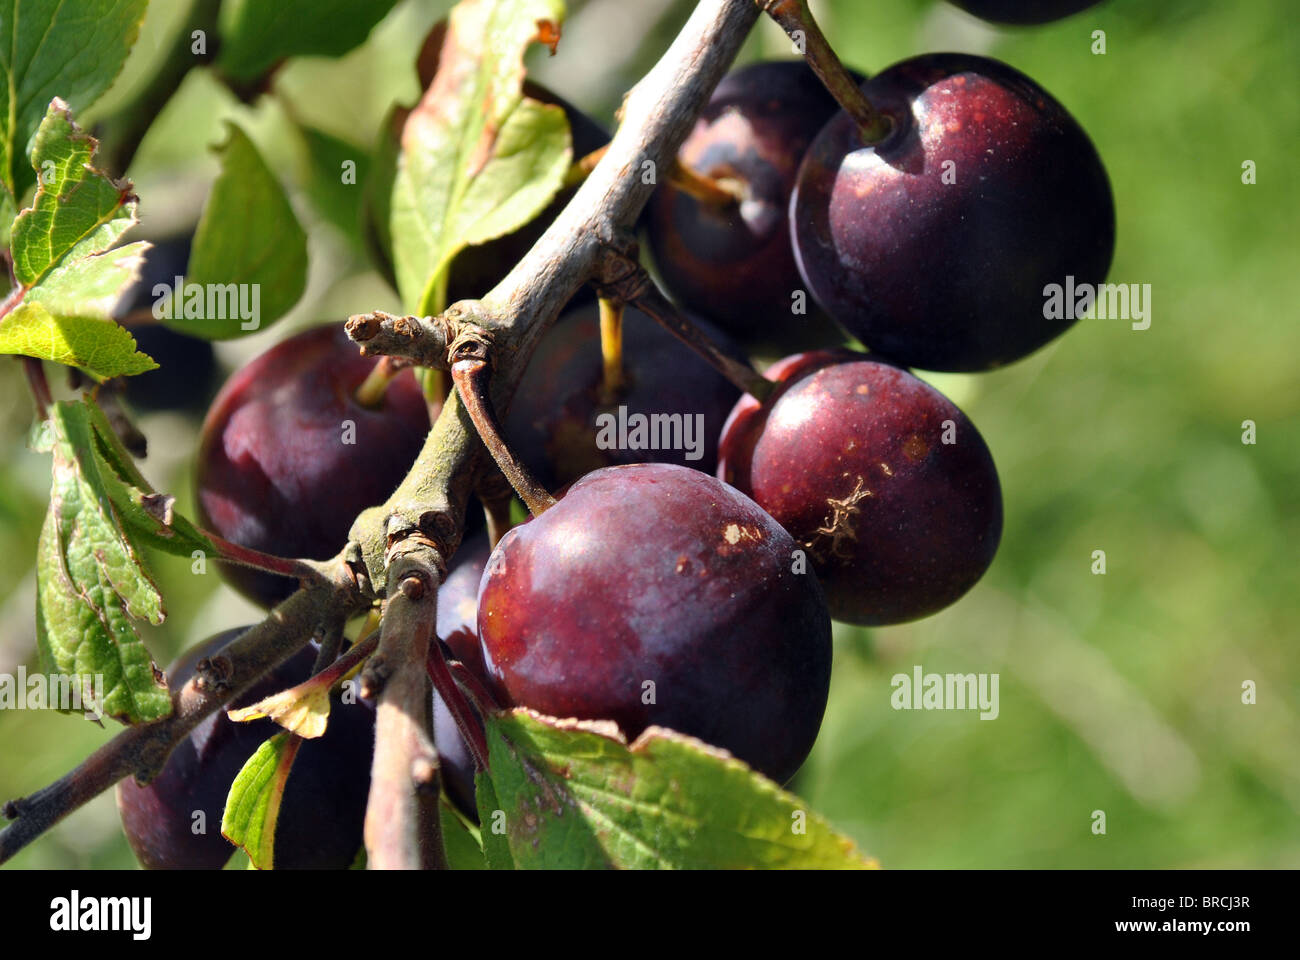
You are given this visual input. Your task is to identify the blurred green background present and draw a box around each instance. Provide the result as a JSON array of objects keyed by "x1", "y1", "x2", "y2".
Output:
[{"x1": 1, "y1": 0, "x2": 1296, "y2": 868}]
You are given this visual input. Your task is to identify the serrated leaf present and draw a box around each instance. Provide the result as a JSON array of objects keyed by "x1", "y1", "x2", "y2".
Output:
[
  {"x1": 217, "y1": 0, "x2": 401, "y2": 83},
  {"x1": 222, "y1": 732, "x2": 301, "y2": 870},
  {"x1": 168, "y1": 124, "x2": 307, "y2": 339},
  {"x1": 81, "y1": 404, "x2": 215, "y2": 558},
  {"x1": 442, "y1": 798, "x2": 488, "y2": 870},
  {"x1": 390, "y1": 0, "x2": 570, "y2": 314},
  {"x1": 34, "y1": 402, "x2": 173, "y2": 724},
  {"x1": 10, "y1": 100, "x2": 139, "y2": 287},
  {"x1": 33, "y1": 399, "x2": 212, "y2": 723},
  {"x1": 483, "y1": 710, "x2": 877, "y2": 870},
  {"x1": 0, "y1": 0, "x2": 147, "y2": 199},
  {"x1": 0, "y1": 301, "x2": 157, "y2": 379},
  {"x1": 29, "y1": 240, "x2": 151, "y2": 319},
  {"x1": 1, "y1": 101, "x2": 156, "y2": 379}
]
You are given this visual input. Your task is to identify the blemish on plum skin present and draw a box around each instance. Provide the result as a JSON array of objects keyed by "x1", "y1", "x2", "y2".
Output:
[
  {"x1": 880, "y1": 462, "x2": 894, "y2": 476},
  {"x1": 855, "y1": 383, "x2": 870, "y2": 395},
  {"x1": 674, "y1": 554, "x2": 691, "y2": 575},
  {"x1": 903, "y1": 434, "x2": 930, "y2": 461}
]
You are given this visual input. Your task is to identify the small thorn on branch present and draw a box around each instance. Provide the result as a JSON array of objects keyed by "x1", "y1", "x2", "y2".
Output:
[
  {"x1": 360, "y1": 653, "x2": 391, "y2": 702},
  {"x1": 412, "y1": 757, "x2": 440, "y2": 791}
]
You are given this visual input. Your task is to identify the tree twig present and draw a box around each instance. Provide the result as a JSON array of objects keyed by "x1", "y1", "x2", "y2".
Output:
[
  {"x1": 361, "y1": 561, "x2": 444, "y2": 870},
  {"x1": 0, "y1": 572, "x2": 362, "y2": 863}
]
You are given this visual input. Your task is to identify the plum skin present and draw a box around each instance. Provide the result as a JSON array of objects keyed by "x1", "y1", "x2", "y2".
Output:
[
  {"x1": 195, "y1": 324, "x2": 430, "y2": 607},
  {"x1": 116, "y1": 629, "x2": 374, "y2": 869},
  {"x1": 504, "y1": 303, "x2": 742, "y2": 488},
  {"x1": 718, "y1": 353, "x2": 1003, "y2": 626},
  {"x1": 477, "y1": 463, "x2": 832, "y2": 784},
  {"x1": 645, "y1": 60, "x2": 853, "y2": 350},
  {"x1": 790, "y1": 53, "x2": 1114, "y2": 372}
]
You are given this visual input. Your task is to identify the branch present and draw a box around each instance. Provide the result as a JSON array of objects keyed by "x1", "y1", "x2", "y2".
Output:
[{"x1": 361, "y1": 554, "x2": 444, "y2": 870}]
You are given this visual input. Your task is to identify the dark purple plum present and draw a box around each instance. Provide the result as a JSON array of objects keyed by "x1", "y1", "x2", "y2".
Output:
[
  {"x1": 504, "y1": 304, "x2": 742, "y2": 488},
  {"x1": 116, "y1": 628, "x2": 375, "y2": 869},
  {"x1": 196, "y1": 325, "x2": 430, "y2": 607},
  {"x1": 645, "y1": 60, "x2": 855, "y2": 350},
  {"x1": 477, "y1": 463, "x2": 832, "y2": 784},
  {"x1": 718, "y1": 352, "x2": 1003, "y2": 625},
  {"x1": 790, "y1": 53, "x2": 1114, "y2": 371},
  {"x1": 949, "y1": 0, "x2": 1104, "y2": 25}
]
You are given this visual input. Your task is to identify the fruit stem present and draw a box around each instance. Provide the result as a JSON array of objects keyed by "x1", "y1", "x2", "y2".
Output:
[
  {"x1": 21, "y1": 357, "x2": 52, "y2": 421},
  {"x1": 448, "y1": 660, "x2": 501, "y2": 714},
  {"x1": 632, "y1": 285, "x2": 775, "y2": 403},
  {"x1": 477, "y1": 470, "x2": 516, "y2": 549},
  {"x1": 450, "y1": 358, "x2": 558, "y2": 517},
  {"x1": 354, "y1": 356, "x2": 401, "y2": 409},
  {"x1": 761, "y1": 0, "x2": 892, "y2": 144},
  {"x1": 562, "y1": 142, "x2": 610, "y2": 189},
  {"x1": 598, "y1": 296, "x2": 626, "y2": 403},
  {"x1": 666, "y1": 158, "x2": 746, "y2": 206},
  {"x1": 426, "y1": 644, "x2": 490, "y2": 772},
  {"x1": 204, "y1": 530, "x2": 326, "y2": 584}
]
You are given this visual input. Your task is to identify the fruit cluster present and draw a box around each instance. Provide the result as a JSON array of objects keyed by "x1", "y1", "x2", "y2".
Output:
[{"x1": 118, "y1": 0, "x2": 1114, "y2": 866}]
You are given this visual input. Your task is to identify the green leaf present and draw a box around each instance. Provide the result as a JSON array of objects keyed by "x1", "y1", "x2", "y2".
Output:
[
  {"x1": 0, "y1": 0, "x2": 147, "y2": 200},
  {"x1": 482, "y1": 710, "x2": 877, "y2": 870},
  {"x1": 222, "y1": 732, "x2": 299, "y2": 870},
  {"x1": 441, "y1": 798, "x2": 488, "y2": 870},
  {"x1": 28, "y1": 240, "x2": 151, "y2": 319},
  {"x1": 474, "y1": 772, "x2": 516, "y2": 870},
  {"x1": 390, "y1": 0, "x2": 570, "y2": 314},
  {"x1": 10, "y1": 100, "x2": 139, "y2": 288},
  {"x1": 0, "y1": 301, "x2": 157, "y2": 379},
  {"x1": 297, "y1": 123, "x2": 371, "y2": 247},
  {"x1": 79, "y1": 401, "x2": 215, "y2": 558},
  {"x1": 35, "y1": 401, "x2": 175, "y2": 724},
  {"x1": 167, "y1": 123, "x2": 308, "y2": 339},
  {"x1": 217, "y1": 0, "x2": 401, "y2": 83},
  {"x1": 1, "y1": 101, "x2": 156, "y2": 378}
]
